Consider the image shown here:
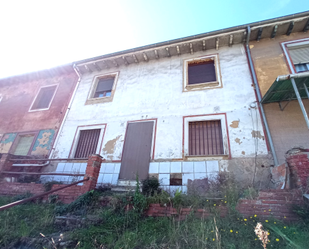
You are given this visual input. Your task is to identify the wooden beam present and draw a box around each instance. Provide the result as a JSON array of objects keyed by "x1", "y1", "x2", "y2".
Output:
[
  {"x1": 84, "y1": 65, "x2": 92, "y2": 73},
  {"x1": 271, "y1": 25, "x2": 278, "y2": 38},
  {"x1": 176, "y1": 45, "x2": 181, "y2": 55},
  {"x1": 215, "y1": 38, "x2": 219, "y2": 50},
  {"x1": 112, "y1": 60, "x2": 118, "y2": 67},
  {"x1": 122, "y1": 56, "x2": 129, "y2": 65},
  {"x1": 202, "y1": 40, "x2": 206, "y2": 50},
  {"x1": 143, "y1": 52, "x2": 148, "y2": 61},
  {"x1": 189, "y1": 43, "x2": 194, "y2": 54},
  {"x1": 304, "y1": 18, "x2": 309, "y2": 32},
  {"x1": 102, "y1": 60, "x2": 109, "y2": 69},
  {"x1": 229, "y1": 35, "x2": 233, "y2": 47},
  {"x1": 154, "y1": 50, "x2": 159, "y2": 59},
  {"x1": 132, "y1": 54, "x2": 139, "y2": 63},
  {"x1": 165, "y1": 47, "x2": 170, "y2": 57},
  {"x1": 286, "y1": 21, "x2": 294, "y2": 36},
  {"x1": 93, "y1": 62, "x2": 101, "y2": 71},
  {"x1": 256, "y1": 27, "x2": 263, "y2": 41}
]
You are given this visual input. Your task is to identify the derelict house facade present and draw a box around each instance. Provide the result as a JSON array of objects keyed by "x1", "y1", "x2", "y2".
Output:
[
  {"x1": 248, "y1": 12, "x2": 309, "y2": 166},
  {"x1": 50, "y1": 24, "x2": 272, "y2": 191},
  {"x1": 0, "y1": 65, "x2": 78, "y2": 178}
]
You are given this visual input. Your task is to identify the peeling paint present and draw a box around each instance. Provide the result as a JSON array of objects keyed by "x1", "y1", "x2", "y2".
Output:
[
  {"x1": 241, "y1": 151, "x2": 245, "y2": 155},
  {"x1": 230, "y1": 120, "x2": 240, "y2": 128},
  {"x1": 31, "y1": 129, "x2": 55, "y2": 155},
  {"x1": 0, "y1": 133, "x2": 17, "y2": 153},
  {"x1": 251, "y1": 130, "x2": 265, "y2": 140},
  {"x1": 235, "y1": 138, "x2": 242, "y2": 145},
  {"x1": 103, "y1": 135, "x2": 122, "y2": 154}
]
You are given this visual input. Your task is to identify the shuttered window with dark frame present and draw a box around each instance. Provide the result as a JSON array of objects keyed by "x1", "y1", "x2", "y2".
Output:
[
  {"x1": 74, "y1": 129, "x2": 101, "y2": 158},
  {"x1": 288, "y1": 45, "x2": 309, "y2": 73},
  {"x1": 93, "y1": 77, "x2": 115, "y2": 98},
  {"x1": 188, "y1": 60, "x2": 216, "y2": 85},
  {"x1": 189, "y1": 120, "x2": 224, "y2": 156},
  {"x1": 31, "y1": 85, "x2": 57, "y2": 110}
]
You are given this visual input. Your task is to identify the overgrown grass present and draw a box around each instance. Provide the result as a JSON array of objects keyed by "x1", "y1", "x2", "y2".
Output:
[
  {"x1": 72, "y1": 208, "x2": 309, "y2": 249},
  {"x1": 0, "y1": 196, "x2": 56, "y2": 248}
]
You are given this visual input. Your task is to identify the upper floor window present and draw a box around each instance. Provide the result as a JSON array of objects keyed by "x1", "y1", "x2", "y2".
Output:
[
  {"x1": 284, "y1": 39, "x2": 309, "y2": 73},
  {"x1": 10, "y1": 132, "x2": 38, "y2": 156},
  {"x1": 183, "y1": 54, "x2": 222, "y2": 92},
  {"x1": 30, "y1": 85, "x2": 57, "y2": 111},
  {"x1": 86, "y1": 72, "x2": 119, "y2": 105}
]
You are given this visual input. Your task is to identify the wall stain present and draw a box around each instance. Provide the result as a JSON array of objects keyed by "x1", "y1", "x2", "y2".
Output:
[
  {"x1": 31, "y1": 129, "x2": 55, "y2": 155},
  {"x1": 242, "y1": 151, "x2": 245, "y2": 155},
  {"x1": 0, "y1": 133, "x2": 17, "y2": 153},
  {"x1": 251, "y1": 130, "x2": 265, "y2": 140},
  {"x1": 235, "y1": 138, "x2": 242, "y2": 145},
  {"x1": 230, "y1": 120, "x2": 240, "y2": 128},
  {"x1": 103, "y1": 135, "x2": 122, "y2": 154}
]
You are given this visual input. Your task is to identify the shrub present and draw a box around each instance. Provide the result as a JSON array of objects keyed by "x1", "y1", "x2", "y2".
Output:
[{"x1": 142, "y1": 177, "x2": 160, "y2": 196}]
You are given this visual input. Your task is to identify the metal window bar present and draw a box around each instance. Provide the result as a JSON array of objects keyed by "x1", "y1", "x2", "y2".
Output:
[
  {"x1": 74, "y1": 129, "x2": 101, "y2": 158},
  {"x1": 189, "y1": 120, "x2": 224, "y2": 156}
]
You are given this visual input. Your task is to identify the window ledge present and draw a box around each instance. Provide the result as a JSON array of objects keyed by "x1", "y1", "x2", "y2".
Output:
[
  {"x1": 85, "y1": 96, "x2": 113, "y2": 105},
  {"x1": 185, "y1": 155, "x2": 229, "y2": 160},
  {"x1": 184, "y1": 81, "x2": 220, "y2": 91}
]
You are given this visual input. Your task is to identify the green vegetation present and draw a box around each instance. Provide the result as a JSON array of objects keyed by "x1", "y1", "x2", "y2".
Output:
[{"x1": 0, "y1": 173, "x2": 308, "y2": 248}]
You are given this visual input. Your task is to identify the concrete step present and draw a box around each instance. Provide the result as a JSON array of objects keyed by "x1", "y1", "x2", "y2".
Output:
[
  {"x1": 117, "y1": 179, "x2": 141, "y2": 187},
  {"x1": 111, "y1": 185, "x2": 141, "y2": 192}
]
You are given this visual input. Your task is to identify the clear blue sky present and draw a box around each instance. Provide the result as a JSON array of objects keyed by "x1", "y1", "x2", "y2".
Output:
[{"x1": 1, "y1": 0, "x2": 309, "y2": 78}]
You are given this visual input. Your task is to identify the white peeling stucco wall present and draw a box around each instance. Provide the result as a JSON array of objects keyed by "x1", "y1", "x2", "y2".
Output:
[{"x1": 52, "y1": 44, "x2": 269, "y2": 188}]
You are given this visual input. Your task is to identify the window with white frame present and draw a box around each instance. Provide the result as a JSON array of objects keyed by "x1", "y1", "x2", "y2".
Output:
[
  {"x1": 285, "y1": 40, "x2": 309, "y2": 73},
  {"x1": 183, "y1": 54, "x2": 222, "y2": 92},
  {"x1": 71, "y1": 124, "x2": 106, "y2": 158},
  {"x1": 30, "y1": 85, "x2": 57, "y2": 111},
  {"x1": 184, "y1": 114, "x2": 229, "y2": 157},
  {"x1": 86, "y1": 72, "x2": 119, "y2": 104}
]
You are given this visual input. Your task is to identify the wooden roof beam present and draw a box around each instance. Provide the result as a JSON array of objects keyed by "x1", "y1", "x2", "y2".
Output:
[
  {"x1": 286, "y1": 21, "x2": 294, "y2": 36},
  {"x1": 303, "y1": 18, "x2": 309, "y2": 32},
  {"x1": 132, "y1": 54, "x2": 139, "y2": 63},
  {"x1": 202, "y1": 40, "x2": 206, "y2": 50},
  {"x1": 154, "y1": 49, "x2": 159, "y2": 59},
  {"x1": 143, "y1": 52, "x2": 148, "y2": 61},
  {"x1": 229, "y1": 35, "x2": 233, "y2": 46},
  {"x1": 122, "y1": 56, "x2": 129, "y2": 65},
  {"x1": 93, "y1": 62, "x2": 102, "y2": 71},
  {"x1": 257, "y1": 27, "x2": 263, "y2": 41},
  {"x1": 215, "y1": 38, "x2": 219, "y2": 50},
  {"x1": 165, "y1": 47, "x2": 171, "y2": 57},
  {"x1": 190, "y1": 43, "x2": 194, "y2": 54},
  {"x1": 84, "y1": 65, "x2": 92, "y2": 73},
  {"x1": 176, "y1": 45, "x2": 181, "y2": 55},
  {"x1": 271, "y1": 25, "x2": 278, "y2": 38},
  {"x1": 112, "y1": 60, "x2": 118, "y2": 67}
]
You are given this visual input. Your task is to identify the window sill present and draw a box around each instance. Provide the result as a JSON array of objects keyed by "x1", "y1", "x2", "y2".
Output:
[
  {"x1": 185, "y1": 154, "x2": 229, "y2": 160},
  {"x1": 184, "y1": 81, "x2": 221, "y2": 92},
  {"x1": 85, "y1": 96, "x2": 113, "y2": 105}
]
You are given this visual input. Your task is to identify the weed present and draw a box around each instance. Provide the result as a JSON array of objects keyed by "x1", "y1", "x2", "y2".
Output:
[
  {"x1": 43, "y1": 180, "x2": 63, "y2": 192},
  {"x1": 132, "y1": 175, "x2": 148, "y2": 213},
  {"x1": 142, "y1": 176, "x2": 160, "y2": 196}
]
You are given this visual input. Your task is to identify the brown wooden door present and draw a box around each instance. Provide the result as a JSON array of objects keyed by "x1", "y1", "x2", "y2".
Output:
[{"x1": 119, "y1": 121, "x2": 154, "y2": 180}]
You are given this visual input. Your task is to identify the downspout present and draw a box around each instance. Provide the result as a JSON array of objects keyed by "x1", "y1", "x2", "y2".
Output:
[
  {"x1": 49, "y1": 64, "x2": 82, "y2": 159},
  {"x1": 245, "y1": 26, "x2": 279, "y2": 166}
]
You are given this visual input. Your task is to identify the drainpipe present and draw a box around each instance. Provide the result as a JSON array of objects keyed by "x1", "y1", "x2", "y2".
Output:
[
  {"x1": 245, "y1": 26, "x2": 279, "y2": 166},
  {"x1": 49, "y1": 64, "x2": 82, "y2": 159}
]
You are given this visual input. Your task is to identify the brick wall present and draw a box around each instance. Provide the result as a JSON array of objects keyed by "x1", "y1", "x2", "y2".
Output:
[
  {"x1": 146, "y1": 189, "x2": 304, "y2": 221},
  {"x1": 286, "y1": 153, "x2": 309, "y2": 189},
  {"x1": 0, "y1": 154, "x2": 103, "y2": 204}
]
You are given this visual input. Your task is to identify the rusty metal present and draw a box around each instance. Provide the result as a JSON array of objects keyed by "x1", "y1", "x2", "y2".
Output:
[
  {"x1": 0, "y1": 178, "x2": 89, "y2": 211},
  {"x1": 1, "y1": 171, "x2": 84, "y2": 176}
]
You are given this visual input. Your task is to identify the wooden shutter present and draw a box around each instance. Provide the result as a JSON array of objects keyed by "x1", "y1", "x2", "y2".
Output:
[
  {"x1": 74, "y1": 129, "x2": 101, "y2": 158},
  {"x1": 288, "y1": 45, "x2": 309, "y2": 64},
  {"x1": 189, "y1": 120, "x2": 224, "y2": 156},
  {"x1": 188, "y1": 60, "x2": 216, "y2": 84},
  {"x1": 31, "y1": 85, "x2": 57, "y2": 110}
]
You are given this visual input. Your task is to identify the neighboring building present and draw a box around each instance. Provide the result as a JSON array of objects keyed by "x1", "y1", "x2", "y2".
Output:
[
  {"x1": 0, "y1": 65, "x2": 78, "y2": 159},
  {"x1": 248, "y1": 11, "x2": 309, "y2": 165},
  {"x1": 51, "y1": 18, "x2": 276, "y2": 191}
]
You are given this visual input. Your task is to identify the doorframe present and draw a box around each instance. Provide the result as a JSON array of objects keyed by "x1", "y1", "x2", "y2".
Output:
[{"x1": 121, "y1": 118, "x2": 157, "y2": 161}]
